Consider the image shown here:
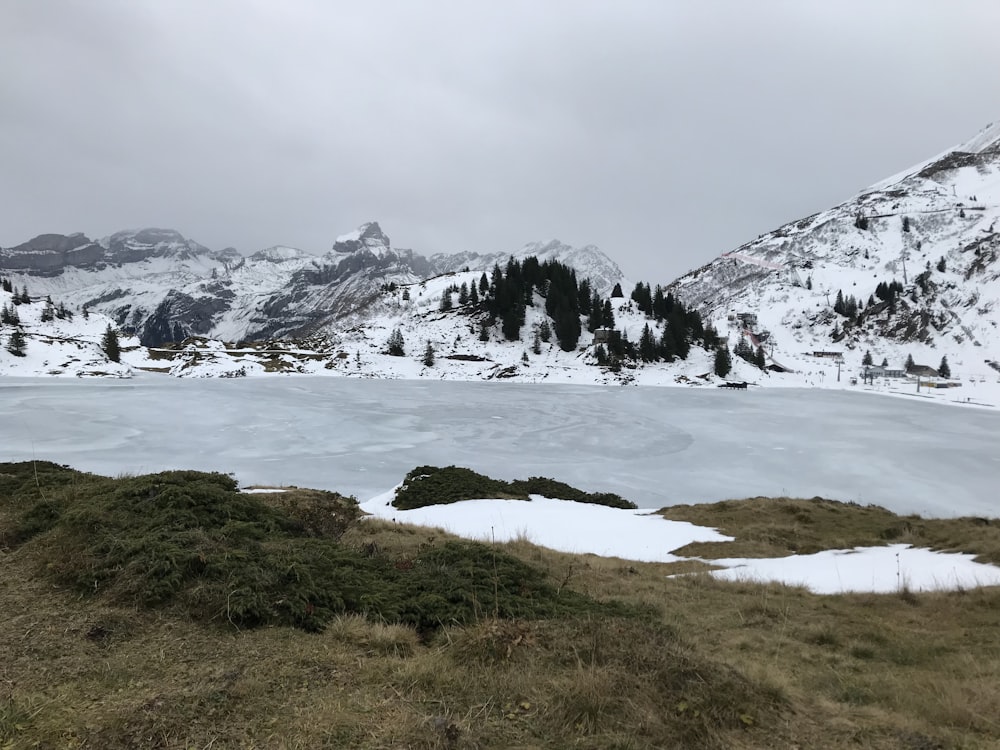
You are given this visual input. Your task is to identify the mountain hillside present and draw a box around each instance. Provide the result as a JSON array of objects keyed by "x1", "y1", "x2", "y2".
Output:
[
  {"x1": 0, "y1": 276, "x2": 135, "y2": 377},
  {"x1": 669, "y1": 121, "x2": 1000, "y2": 380},
  {"x1": 0, "y1": 223, "x2": 623, "y2": 346}
]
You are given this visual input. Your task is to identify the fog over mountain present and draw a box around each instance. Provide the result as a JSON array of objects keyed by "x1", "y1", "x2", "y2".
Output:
[{"x1": 2, "y1": 1, "x2": 1000, "y2": 283}]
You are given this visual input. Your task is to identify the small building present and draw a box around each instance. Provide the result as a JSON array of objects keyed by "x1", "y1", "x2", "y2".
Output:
[
  {"x1": 908, "y1": 364, "x2": 939, "y2": 377},
  {"x1": 812, "y1": 350, "x2": 843, "y2": 360},
  {"x1": 593, "y1": 328, "x2": 621, "y2": 348},
  {"x1": 863, "y1": 366, "x2": 906, "y2": 379},
  {"x1": 736, "y1": 312, "x2": 758, "y2": 329}
]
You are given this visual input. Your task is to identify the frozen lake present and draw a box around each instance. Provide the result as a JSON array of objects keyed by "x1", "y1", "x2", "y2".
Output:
[{"x1": 1, "y1": 375, "x2": 997, "y2": 517}]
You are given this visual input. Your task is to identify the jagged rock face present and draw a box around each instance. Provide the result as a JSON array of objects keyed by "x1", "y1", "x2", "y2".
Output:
[
  {"x1": 137, "y1": 291, "x2": 236, "y2": 346},
  {"x1": 0, "y1": 233, "x2": 103, "y2": 272},
  {"x1": 331, "y1": 221, "x2": 392, "y2": 255},
  {"x1": 668, "y1": 121, "x2": 1000, "y2": 361},
  {"x1": 103, "y1": 228, "x2": 221, "y2": 264},
  {"x1": 0, "y1": 223, "x2": 624, "y2": 346}
]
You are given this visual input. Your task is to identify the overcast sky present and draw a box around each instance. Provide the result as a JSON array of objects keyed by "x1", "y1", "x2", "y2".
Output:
[{"x1": 2, "y1": 1, "x2": 999, "y2": 283}]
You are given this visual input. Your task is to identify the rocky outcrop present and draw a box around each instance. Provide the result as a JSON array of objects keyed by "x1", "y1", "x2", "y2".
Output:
[{"x1": 0, "y1": 233, "x2": 104, "y2": 273}]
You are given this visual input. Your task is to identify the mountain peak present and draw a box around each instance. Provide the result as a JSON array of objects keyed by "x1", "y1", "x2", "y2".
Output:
[
  {"x1": 249, "y1": 246, "x2": 314, "y2": 263},
  {"x1": 332, "y1": 222, "x2": 392, "y2": 256},
  {"x1": 953, "y1": 120, "x2": 1000, "y2": 155}
]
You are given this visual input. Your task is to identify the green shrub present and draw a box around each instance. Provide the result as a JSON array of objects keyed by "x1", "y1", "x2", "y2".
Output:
[
  {"x1": 392, "y1": 465, "x2": 637, "y2": 510},
  {"x1": 2, "y1": 463, "x2": 640, "y2": 633}
]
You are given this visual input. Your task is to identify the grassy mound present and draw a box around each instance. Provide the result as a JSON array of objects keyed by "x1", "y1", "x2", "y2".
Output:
[
  {"x1": 392, "y1": 465, "x2": 637, "y2": 510},
  {"x1": 5, "y1": 463, "x2": 1000, "y2": 749},
  {"x1": 0, "y1": 462, "x2": 638, "y2": 633},
  {"x1": 661, "y1": 495, "x2": 1000, "y2": 564}
]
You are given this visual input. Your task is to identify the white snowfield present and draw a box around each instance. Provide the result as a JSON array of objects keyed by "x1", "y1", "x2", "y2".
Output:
[
  {"x1": 360, "y1": 490, "x2": 1000, "y2": 595},
  {"x1": 361, "y1": 490, "x2": 734, "y2": 563},
  {"x1": 706, "y1": 544, "x2": 1000, "y2": 594}
]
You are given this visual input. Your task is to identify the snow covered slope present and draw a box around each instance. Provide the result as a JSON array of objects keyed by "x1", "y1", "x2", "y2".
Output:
[
  {"x1": 141, "y1": 269, "x2": 718, "y2": 387},
  {"x1": 0, "y1": 283, "x2": 136, "y2": 377},
  {"x1": 0, "y1": 223, "x2": 624, "y2": 346},
  {"x1": 669, "y1": 121, "x2": 1000, "y2": 382}
]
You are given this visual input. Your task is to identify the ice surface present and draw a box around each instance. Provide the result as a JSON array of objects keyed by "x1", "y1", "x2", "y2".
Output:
[{"x1": 2, "y1": 375, "x2": 997, "y2": 517}]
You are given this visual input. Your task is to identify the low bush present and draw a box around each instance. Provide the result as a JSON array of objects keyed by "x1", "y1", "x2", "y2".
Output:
[
  {"x1": 392, "y1": 465, "x2": 636, "y2": 510},
  {"x1": 2, "y1": 462, "x2": 638, "y2": 633}
]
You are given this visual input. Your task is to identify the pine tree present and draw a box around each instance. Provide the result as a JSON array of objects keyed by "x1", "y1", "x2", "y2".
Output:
[
  {"x1": 478, "y1": 321, "x2": 490, "y2": 342},
  {"x1": 439, "y1": 291, "x2": 452, "y2": 312},
  {"x1": 602, "y1": 300, "x2": 615, "y2": 329},
  {"x1": 938, "y1": 356, "x2": 950, "y2": 378},
  {"x1": 532, "y1": 330, "x2": 542, "y2": 355},
  {"x1": 422, "y1": 340, "x2": 435, "y2": 367},
  {"x1": 102, "y1": 325, "x2": 121, "y2": 362},
  {"x1": 594, "y1": 344, "x2": 608, "y2": 366},
  {"x1": 468, "y1": 284, "x2": 478, "y2": 305},
  {"x1": 862, "y1": 350, "x2": 873, "y2": 366},
  {"x1": 652, "y1": 286, "x2": 667, "y2": 321},
  {"x1": 6, "y1": 328, "x2": 27, "y2": 357},
  {"x1": 658, "y1": 325, "x2": 676, "y2": 361},
  {"x1": 386, "y1": 328, "x2": 405, "y2": 356},
  {"x1": 610, "y1": 282, "x2": 623, "y2": 298},
  {"x1": 587, "y1": 293, "x2": 603, "y2": 332},
  {"x1": 713, "y1": 345, "x2": 732, "y2": 378},
  {"x1": 538, "y1": 320, "x2": 552, "y2": 343},
  {"x1": 638, "y1": 323, "x2": 656, "y2": 362},
  {"x1": 458, "y1": 282, "x2": 469, "y2": 305},
  {"x1": 936, "y1": 257, "x2": 946, "y2": 273},
  {"x1": 82, "y1": 306, "x2": 90, "y2": 319},
  {"x1": 402, "y1": 288, "x2": 411, "y2": 301},
  {"x1": 905, "y1": 353, "x2": 915, "y2": 372},
  {"x1": 577, "y1": 279, "x2": 592, "y2": 315},
  {"x1": 834, "y1": 289, "x2": 845, "y2": 315},
  {"x1": 754, "y1": 346, "x2": 767, "y2": 370},
  {"x1": 880, "y1": 357, "x2": 888, "y2": 367}
]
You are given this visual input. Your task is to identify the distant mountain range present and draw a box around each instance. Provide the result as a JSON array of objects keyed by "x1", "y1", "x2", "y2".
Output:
[
  {"x1": 3, "y1": 121, "x2": 999, "y2": 385},
  {"x1": 0, "y1": 222, "x2": 624, "y2": 346}
]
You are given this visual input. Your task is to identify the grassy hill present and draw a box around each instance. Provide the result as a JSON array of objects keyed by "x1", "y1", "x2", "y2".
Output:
[{"x1": 2, "y1": 462, "x2": 1000, "y2": 749}]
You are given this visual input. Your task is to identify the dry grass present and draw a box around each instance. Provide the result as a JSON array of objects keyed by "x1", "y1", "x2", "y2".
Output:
[
  {"x1": 660, "y1": 495, "x2": 1000, "y2": 564},
  {"x1": 3, "y1": 470, "x2": 1000, "y2": 749}
]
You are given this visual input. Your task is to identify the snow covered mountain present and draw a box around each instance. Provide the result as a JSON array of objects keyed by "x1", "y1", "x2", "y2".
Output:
[
  {"x1": 669, "y1": 121, "x2": 1000, "y2": 379},
  {"x1": 0, "y1": 281, "x2": 135, "y2": 377},
  {"x1": 0, "y1": 222, "x2": 623, "y2": 346}
]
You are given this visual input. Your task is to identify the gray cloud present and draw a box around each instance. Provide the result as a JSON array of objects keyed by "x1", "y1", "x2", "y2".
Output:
[{"x1": 2, "y1": 0, "x2": 999, "y2": 283}]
